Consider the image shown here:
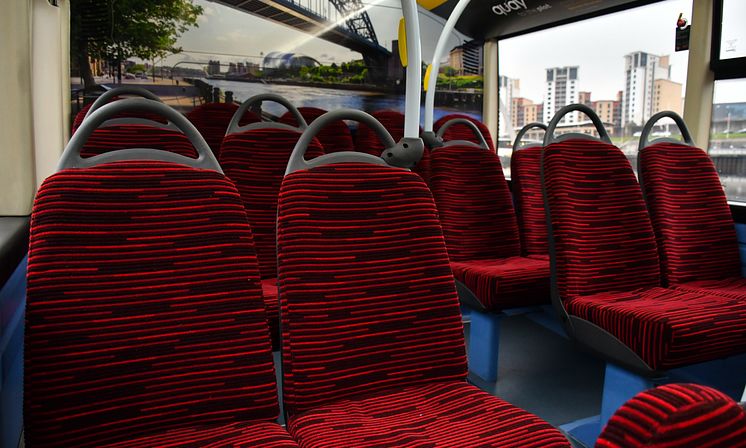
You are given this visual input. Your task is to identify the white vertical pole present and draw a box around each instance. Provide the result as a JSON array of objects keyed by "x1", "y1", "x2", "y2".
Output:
[
  {"x1": 401, "y1": 0, "x2": 422, "y2": 138},
  {"x1": 483, "y1": 39, "x2": 499, "y2": 147},
  {"x1": 423, "y1": 0, "x2": 472, "y2": 132}
]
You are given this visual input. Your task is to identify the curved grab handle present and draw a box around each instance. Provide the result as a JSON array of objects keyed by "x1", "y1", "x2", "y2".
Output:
[
  {"x1": 227, "y1": 93, "x2": 307, "y2": 135},
  {"x1": 513, "y1": 122, "x2": 547, "y2": 152},
  {"x1": 84, "y1": 86, "x2": 162, "y2": 120},
  {"x1": 638, "y1": 111, "x2": 694, "y2": 150},
  {"x1": 543, "y1": 104, "x2": 611, "y2": 146},
  {"x1": 436, "y1": 118, "x2": 490, "y2": 150},
  {"x1": 58, "y1": 98, "x2": 221, "y2": 173},
  {"x1": 286, "y1": 109, "x2": 395, "y2": 175}
]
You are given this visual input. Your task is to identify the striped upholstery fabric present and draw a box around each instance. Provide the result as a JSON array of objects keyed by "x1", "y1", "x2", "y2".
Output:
[
  {"x1": 434, "y1": 113, "x2": 495, "y2": 150},
  {"x1": 80, "y1": 124, "x2": 198, "y2": 158},
  {"x1": 566, "y1": 287, "x2": 746, "y2": 370},
  {"x1": 220, "y1": 129, "x2": 323, "y2": 344},
  {"x1": 289, "y1": 382, "x2": 571, "y2": 448},
  {"x1": 639, "y1": 142, "x2": 742, "y2": 285},
  {"x1": 597, "y1": 383, "x2": 746, "y2": 448},
  {"x1": 72, "y1": 97, "x2": 167, "y2": 133},
  {"x1": 542, "y1": 139, "x2": 662, "y2": 298},
  {"x1": 278, "y1": 163, "x2": 467, "y2": 416},
  {"x1": 26, "y1": 161, "x2": 282, "y2": 447},
  {"x1": 430, "y1": 144, "x2": 550, "y2": 311},
  {"x1": 543, "y1": 139, "x2": 746, "y2": 370},
  {"x1": 511, "y1": 146, "x2": 549, "y2": 256},
  {"x1": 355, "y1": 110, "x2": 415, "y2": 155},
  {"x1": 277, "y1": 162, "x2": 569, "y2": 447},
  {"x1": 102, "y1": 422, "x2": 299, "y2": 448},
  {"x1": 186, "y1": 102, "x2": 261, "y2": 158},
  {"x1": 279, "y1": 107, "x2": 354, "y2": 153},
  {"x1": 677, "y1": 276, "x2": 746, "y2": 300}
]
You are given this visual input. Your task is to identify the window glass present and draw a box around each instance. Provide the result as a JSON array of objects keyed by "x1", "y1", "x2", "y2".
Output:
[
  {"x1": 720, "y1": 0, "x2": 746, "y2": 60},
  {"x1": 498, "y1": 0, "x2": 691, "y2": 176},
  {"x1": 710, "y1": 78, "x2": 746, "y2": 203}
]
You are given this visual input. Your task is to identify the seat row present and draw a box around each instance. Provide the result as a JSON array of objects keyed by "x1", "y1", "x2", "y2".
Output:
[{"x1": 33, "y1": 97, "x2": 746, "y2": 447}]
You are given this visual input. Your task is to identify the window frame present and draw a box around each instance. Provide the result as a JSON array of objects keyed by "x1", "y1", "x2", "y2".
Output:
[{"x1": 711, "y1": 0, "x2": 746, "y2": 80}]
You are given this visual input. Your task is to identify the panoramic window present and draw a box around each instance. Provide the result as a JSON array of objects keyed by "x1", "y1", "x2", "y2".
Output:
[
  {"x1": 497, "y1": 0, "x2": 692, "y2": 176},
  {"x1": 70, "y1": 0, "x2": 482, "y2": 128}
]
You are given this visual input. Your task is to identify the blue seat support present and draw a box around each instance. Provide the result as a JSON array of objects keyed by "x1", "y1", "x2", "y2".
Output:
[
  {"x1": 467, "y1": 311, "x2": 502, "y2": 381},
  {"x1": 1, "y1": 257, "x2": 27, "y2": 448}
]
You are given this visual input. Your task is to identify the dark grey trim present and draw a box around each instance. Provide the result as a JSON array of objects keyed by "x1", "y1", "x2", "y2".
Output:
[
  {"x1": 83, "y1": 86, "x2": 162, "y2": 120},
  {"x1": 98, "y1": 117, "x2": 181, "y2": 132},
  {"x1": 227, "y1": 93, "x2": 307, "y2": 135},
  {"x1": 638, "y1": 111, "x2": 694, "y2": 150},
  {"x1": 544, "y1": 104, "x2": 611, "y2": 146},
  {"x1": 513, "y1": 122, "x2": 547, "y2": 152},
  {"x1": 435, "y1": 118, "x2": 489, "y2": 150}
]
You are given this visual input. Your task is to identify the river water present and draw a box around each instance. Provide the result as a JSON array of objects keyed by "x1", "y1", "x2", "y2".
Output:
[{"x1": 204, "y1": 79, "x2": 483, "y2": 124}]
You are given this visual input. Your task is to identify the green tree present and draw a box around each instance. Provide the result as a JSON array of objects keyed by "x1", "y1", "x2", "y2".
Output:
[{"x1": 71, "y1": 0, "x2": 202, "y2": 90}]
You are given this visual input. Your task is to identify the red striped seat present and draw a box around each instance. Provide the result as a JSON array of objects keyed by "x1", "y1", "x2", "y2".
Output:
[
  {"x1": 354, "y1": 110, "x2": 406, "y2": 156},
  {"x1": 80, "y1": 124, "x2": 198, "y2": 158},
  {"x1": 434, "y1": 114, "x2": 494, "y2": 150},
  {"x1": 511, "y1": 145, "x2": 549, "y2": 256},
  {"x1": 220, "y1": 129, "x2": 324, "y2": 344},
  {"x1": 26, "y1": 161, "x2": 292, "y2": 447},
  {"x1": 596, "y1": 383, "x2": 746, "y2": 448},
  {"x1": 542, "y1": 138, "x2": 746, "y2": 370},
  {"x1": 639, "y1": 141, "x2": 745, "y2": 299},
  {"x1": 279, "y1": 107, "x2": 354, "y2": 153},
  {"x1": 429, "y1": 144, "x2": 550, "y2": 311},
  {"x1": 277, "y1": 162, "x2": 569, "y2": 447},
  {"x1": 186, "y1": 102, "x2": 261, "y2": 158}
]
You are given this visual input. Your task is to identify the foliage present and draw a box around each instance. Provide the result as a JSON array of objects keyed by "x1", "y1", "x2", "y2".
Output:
[
  {"x1": 71, "y1": 0, "x2": 203, "y2": 71},
  {"x1": 127, "y1": 64, "x2": 146, "y2": 74},
  {"x1": 296, "y1": 60, "x2": 369, "y2": 84},
  {"x1": 436, "y1": 74, "x2": 483, "y2": 90}
]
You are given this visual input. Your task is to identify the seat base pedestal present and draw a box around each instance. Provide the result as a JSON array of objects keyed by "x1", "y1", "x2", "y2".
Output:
[{"x1": 467, "y1": 311, "x2": 502, "y2": 381}]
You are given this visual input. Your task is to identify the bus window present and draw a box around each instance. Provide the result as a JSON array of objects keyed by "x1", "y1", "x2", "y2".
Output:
[
  {"x1": 497, "y1": 0, "x2": 692, "y2": 176},
  {"x1": 710, "y1": 78, "x2": 746, "y2": 203}
]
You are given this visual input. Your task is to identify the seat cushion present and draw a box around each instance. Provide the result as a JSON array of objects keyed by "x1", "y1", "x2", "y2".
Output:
[
  {"x1": 102, "y1": 422, "x2": 299, "y2": 448},
  {"x1": 288, "y1": 381, "x2": 569, "y2": 448},
  {"x1": 81, "y1": 124, "x2": 198, "y2": 158},
  {"x1": 186, "y1": 102, "x2": 260, "y2": 158},
  {"x1": 675, "y1": 276, "x2": 746, "y2": 300},
  {"x1": 279, "y1": 107, "x2": 354, "y2": 153},
  {"x1": 566, "y1": 287, "x2": 746, "y2": 370},
  {"x1": 450, "y1": 257, "x2": 550, "y2": 311},
  {"x1": 511, "y1": 146, "x2": 549, "y2": 256},
  {"x1": 434, "y1": 114, "x2": 494, "y2": 150},
  {"x1": 597, "y1": 383, "x2": 746, "y2": 448}
]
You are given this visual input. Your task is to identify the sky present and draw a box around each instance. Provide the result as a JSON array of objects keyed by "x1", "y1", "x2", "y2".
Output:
[{"x1": 165, "y1": 0, "x2": 745, "y2": 104}]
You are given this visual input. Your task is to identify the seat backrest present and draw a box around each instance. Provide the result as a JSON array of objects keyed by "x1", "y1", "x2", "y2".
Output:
[
  {"x1": 596, "y1": 383, "x2": 746, "y2": 448},
  {"x1": 219, "y1": 129, "x2": 324, "y2": 279},
  {"x1": 72, "y1": 97, "x2": 167, "y2": 133},
  {"x1": 185, "y1": 102, "x2": 261, "y2": 158},
  {"x1": 80, "y1": 124, "x2": 198, "y2": 158},
  {"x1": 279, "y1": 107, "x2": 354, "y2": 153},
  {"x1": 542, "y1": 139, "x2": 661, "y2": 299},
  {"x1": 355, "y1": 110, "x2": 408, "y2": 155},
  {"x1": 25, "y1": 161, "x2": 279, "y2": 447},
  {"x1": 434, "y1": 114, "x2": 494, "y2": 150},
  {"x1": 430, "y1": 144, "x2": 522, "y2": 261},
  {"x1": 277, "y1": 163, "x2": 468, "y2": 417},
  {"x1": 512, "y1": 146, "x2": 549, "y2": 256},
  {"x1": 639, "y1": 142, "x2": 741, "y2": 285}
]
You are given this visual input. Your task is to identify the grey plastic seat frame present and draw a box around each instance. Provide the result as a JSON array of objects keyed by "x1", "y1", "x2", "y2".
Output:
[
  {"x1": 58, "y1": 98, "x2": 221, "y2": 173},
  {"x1": 226, "y1": 93, "x2": 308, "y2": 135},
  {"x1": 81, "y1": 86, "x2": 180, "y2": 131}
]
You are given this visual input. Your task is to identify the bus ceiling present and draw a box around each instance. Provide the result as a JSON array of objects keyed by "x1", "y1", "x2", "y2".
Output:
[{"x1": 419, "y1": 0, "x2": 667, "y2": 40}]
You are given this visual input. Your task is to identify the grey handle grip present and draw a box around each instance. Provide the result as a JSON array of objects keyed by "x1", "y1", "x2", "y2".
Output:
[
  {"x1": 286, "y1": 109, "x2": 395, "y2": 175},
  {"x1": 513, "y1": 122, "x2": 547, "y2": 152},
  {"x1": 227, "y1": 93, "x2": 307, "y2": 135},
  {"x1": 99, "y1": 117, "x2": 181, "y2": 132},
  {"x1": 436, "y1": 118, "x2": 490, "y2": 150},
  {"x1": 543, "y1": 104, "x2": 611, "y2": 146},
  {"x1": 84, "y1": 86, "x2": 162, "y2": 119},
  {"x1": 58, "y1": 98, "x2": 221, "y2": 173},
  {"x1": 638, "y1": 111, "x2": 694, "y2": 150}
]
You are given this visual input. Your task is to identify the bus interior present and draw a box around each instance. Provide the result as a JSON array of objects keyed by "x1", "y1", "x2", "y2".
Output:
[{"x1": 1, "y1": 0, "x2": 746, "y2": 447}]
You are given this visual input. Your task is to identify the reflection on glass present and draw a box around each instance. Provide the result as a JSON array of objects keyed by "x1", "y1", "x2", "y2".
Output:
[
  {"x1": 710, "y1": 78, "x2": 746, "y2": 203},
  {"x1": 720, "y1": 0, "x2": 746, "y2": 60}
]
